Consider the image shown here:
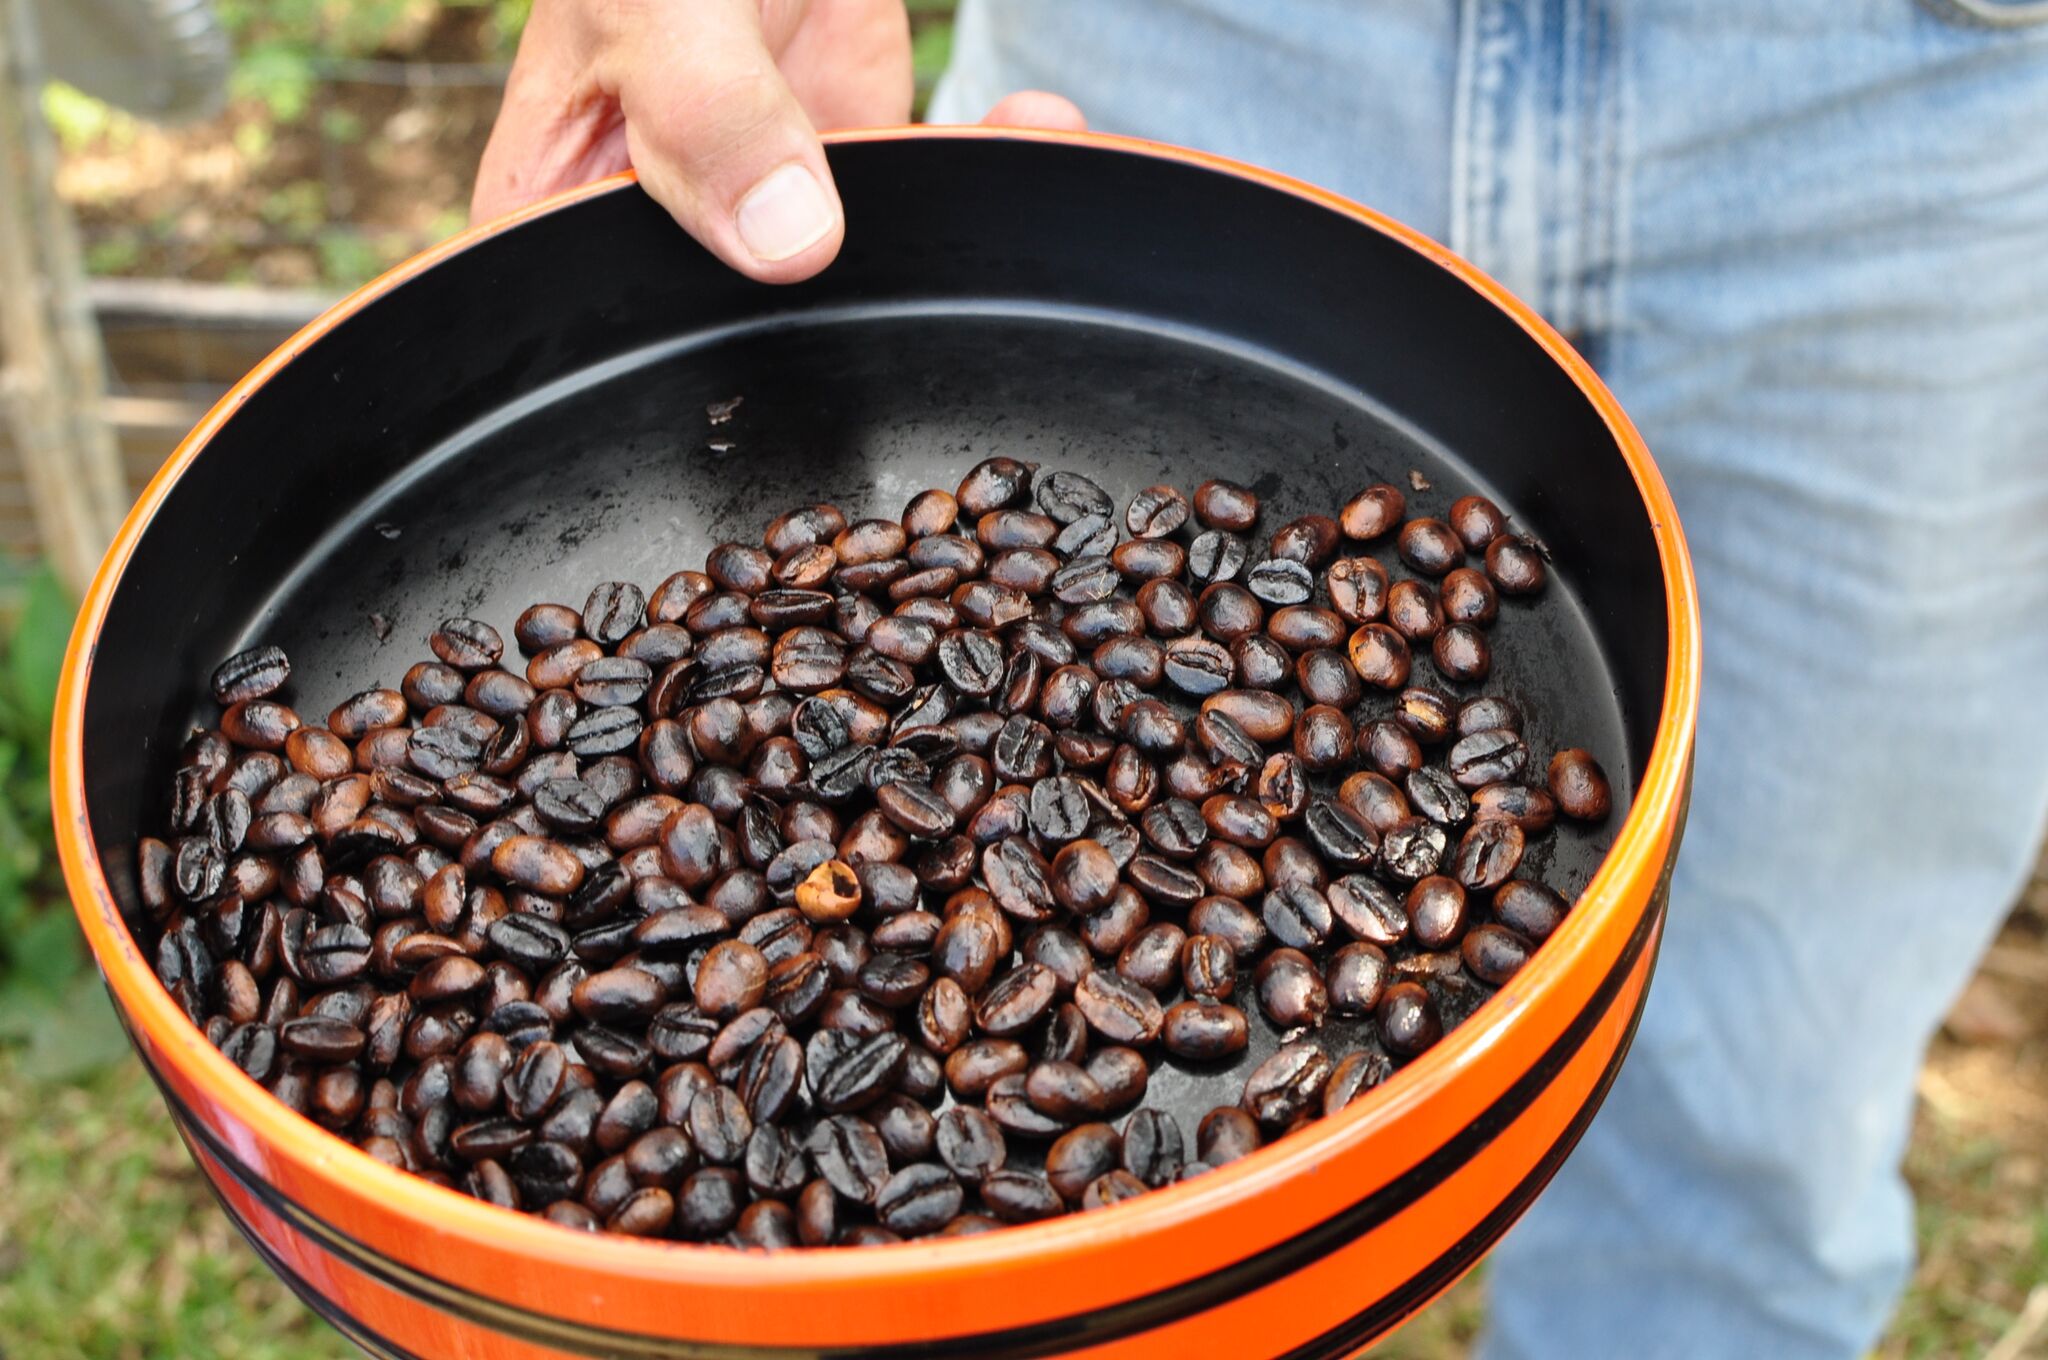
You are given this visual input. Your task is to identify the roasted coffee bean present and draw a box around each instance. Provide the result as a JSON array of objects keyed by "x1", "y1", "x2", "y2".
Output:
[
  {"x1": 1303, "y1": 800, "x2": 1376, "y2": 869},
  {"x1": 431, "y1": 618, "x2": 504, "y2": 671},
  {"x1": 1347, "y1": 623, "x2": 1411, "y2": 690},
  {"x1": 1439, "y1": 567, "x2": 1499, "y2": 626},
  {"x1": 1462, "y1": 924, "x2": 1534, "y2": 984},
  {"x1": 1294, "y1": 705, "x2": 1355, "y2": 773},
  {"x1": 1079, "y1": 1169, "x2": 1149, "y2": 1211},
  {"x1": 1326, "y1": 942, "x2": 1390, "y2": 1016},
  {"x1": 980, "y1": 1168, "x2": 1065, "y2": 1222},
  {"x1": 1034, "y1": 469, "x2": 1112, "y2": 524},
  {"x1": 1548, "y1": 748, "x2": 1612, "y2": 820},
  {"x1": 1045, "y1": 509, "x2": 1112, "y2": 558},
  {"x1": 1405, "y1": 876, "x2": 1468, "y2": 949},
  {"x1": 1253, "y1": 948, "x2": 1328, "y2": 1029},
  {"x1": 1379, "y1": 818, "x2": 1450, "y2": 885},
  {"x1": 1397, "y1": 519, "x2": 1463, "y2": 576},
  {"x1": 1448, "y1": 495, "x2": 1509, "y2": 553},
  {"x1": 935, "y1": 1106, "x2": 1009, "y2": 1182},
  {"x1": 1447, "y1": 728, "x2": 1530, "y2": 791},
  {"x1": 1493, "y1": 879, "x2": 1569, "y2": 939},
  {"x1": 1115, "y1": 922, "x2": 1184, "y2": 993},
  {"x1": 1261, "y1": 883, "x2": 1333, "y2": 951},
  {"x1": 956, "y1": 457, "x2": 1036, "y2": 517},
  {"x1": 1125, "y1": 485, "x2": 1189, "y2": 539},
  {"x1": 212, "y1": 645, "x2": 291, "y2": 706},
  {"x1": 1245, "y1": 557, "x2": 1314, "y2": 607},
  {"x1": 986, "y1": 1072, "x2": 1069, "y2": 1138},
  {"x1": 1431, "y1": 624, "x2": 1491, "y2": 683},
  {"x1": 1339, "y1": 483, "x2": 1406, "y2": 540},
  {"x1": 1073, "y1": 969, "x2": 1163, "y2": 1046},
  {"x1": 1324, "y1": 1048, "x2": 1394, "y2": 1116},
  {"x1": 1242, "y1": 1042, "x2": 1333, "y2": 1129},
  {"x1": 976, "y1": 963, "x2": 1058, "y2": 1036},
  {"x1": 1470, "y1": 782, "x2": 1556, "y2": 834},
  {"x1": 1104, "y1": 1111, "x2": 1180, "y2": 1193},
  {"x1": 1405, "y1": 767, "x2": 1470, "y2": 828},
  {"x1": 1140, "y1": 798, "x2": 1207, "y2": 859},
  {"x1": 1484, "y1": 534, "x2": 1547, "y2": 594},
  {"x1": 1160, "y1": 1000, "x2": 1249, "y2": 1061},
  {"x1": 1048, "y1": 839, "x2": 1119, "y2": 913},
  {"x1": 1453, "y1": 817, "x2": 1525, "y2": 890},
  {"x1": 1180, "y1": 933, "x2": 1237, "y2": 999},
  {"x1": 1377, "y1": 982, "x2": 1442, "y2": 1057},
  {"x1": 1386, "y1": 580, "x2": 1443, "y2": 642}
]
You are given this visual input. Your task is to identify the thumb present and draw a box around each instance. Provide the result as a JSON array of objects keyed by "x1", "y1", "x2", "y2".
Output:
[
  {"x1": 610, "y1": 0, "x2": 844, "y2": 283},
  {"x1": 982, "y1": 90, "x2": 1088, "y2": 132}
]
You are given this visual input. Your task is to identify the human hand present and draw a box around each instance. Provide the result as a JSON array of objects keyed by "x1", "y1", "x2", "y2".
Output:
[
  {"x1": 473, "y1": 0, "x2": 910, "y2": 282},
  {"x1": 473, "y1": 1, "x2": 1084, "y2": 284}
]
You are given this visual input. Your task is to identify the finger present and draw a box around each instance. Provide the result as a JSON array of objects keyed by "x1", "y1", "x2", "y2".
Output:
[
  {"x1": 981, "y1": 90, "x2": 1088, "y2": 132},
  {"x1": 610, "y1": 0, "x2": 844, "y2": 283},
  {"x1": 779, "y1": 0, "x2": 913, "y2": 130},
  {"x1": 472, "y1": 1, "x2": 631, "y2": 223}
]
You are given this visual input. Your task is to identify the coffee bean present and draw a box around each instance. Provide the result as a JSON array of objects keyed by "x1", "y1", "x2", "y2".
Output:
[
  {"x1": 1073, "y1": 969, "x2": 1163, "y2": 1045},
  {"x1": 1377, "y1": 983, "x2": 1442, "y2": 1057},
  {"x1": 431, "y1": 618, "x2": 504, "y2": 671},
  {"x1": 1253, "y1": 948, "x2": 1328, "y2": 1029},
  {"x1": 1324, "y1": 1048, "x2": 1394, "y2": 1115},
  {"x1": 1339, "y1": 483, "x2": 1406, "y2": 540},
  {"x1": 1548, "y1": 748, "x2": 1612, "y2": 820},
  {"x1": 1494, "y1": 879, "x2": 1569, "y2": 939},
  {"x1": 1242, "y1": 1043, "x2": 1333, "y2": 1128},
  {"x1": 1245, "y1": 557, "x2": 1314, "y2": 607},
  {"x1": 957, "y1": 458, "x2": 1036, "y2": 517},
  {"x1": 1160, "y1": 1000, "x2": 1249, "y2": 1061},
  {"x1": 1448, "y1": 728, "x2": 1529, "y2": 788},
  {"x1": 1347, "y1": 623, "x2": 1411, "y2": 690},
  {"x1": 212, "y1": 645, "x2": 291, "y2": 706},
  {"x1": 1484, "y1": 535, "x2": 1547, "y2": 594},
  {"x1": 981, "y1": 1168, "x2": 1066, "y2": 1222},
  {"x1": 1125, "y1": 485, "x2": 1189, "y2": 539},
  {"x1": 1453, "y1": 818, "x2": 1526, "y2": 890}
]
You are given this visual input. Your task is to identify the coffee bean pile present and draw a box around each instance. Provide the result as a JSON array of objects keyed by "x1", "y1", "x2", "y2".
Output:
[{"x1": 137, "y1": 460, "x2": 1611, "y2": 1246}]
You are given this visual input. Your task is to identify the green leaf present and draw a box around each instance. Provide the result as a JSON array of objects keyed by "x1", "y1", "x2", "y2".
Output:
[{"x1": 7, "y1": 564, "x2": 72, "y2": 739}]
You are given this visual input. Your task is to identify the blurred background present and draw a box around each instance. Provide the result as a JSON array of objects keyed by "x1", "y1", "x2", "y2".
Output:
[{"x1": 0, "y1": 2, "x2": 2041, "y2": 1356}]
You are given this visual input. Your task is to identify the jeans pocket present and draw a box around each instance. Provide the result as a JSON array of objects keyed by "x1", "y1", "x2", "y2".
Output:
[{"x1": 1917, "y1": 0, "x2": 2048, "y2": 27}]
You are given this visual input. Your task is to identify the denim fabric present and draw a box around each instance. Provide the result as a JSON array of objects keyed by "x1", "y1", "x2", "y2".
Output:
[{"x1": 937, "y1": 8, "x2": 2048, "y2": 1357}]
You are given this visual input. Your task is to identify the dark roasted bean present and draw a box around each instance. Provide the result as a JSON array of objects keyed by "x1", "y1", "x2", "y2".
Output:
[
  {"x1": 1245, "y1": 557, "x2": 1313, "y2": 607},
  {"x1": 1324, "y1": 1048, "x2": 1394, "y2": 1115},
  {"x1": 1073, "y1": 969, "x2": 1163, "y2": 1046},
  {"x1": 1346, "y1": 623, "x2": 1411, "y2": 690},
  {"x1": 1377, "y1": 982, "x2": 1443, "y2": 1056},
  {"x1": 1242, "y1": 1042, "x2": 1333, "y2": 1128},
  {"x1": 1548, "y1": 748, "x2": 1613, "y2": 820},
  {"x1": 1448, "y1": 728, "x2": 1530, "y2": 789},
  {"x1": 1253, "y1": 947, "x2": 1328, "y2": 1029},
  {"x1": 1386, "y1": 579, "x2": 1443, "y2": 642},
  {"x1": 1160, "y1": 999, "x2": 1249, "y2": 1061},
  {"x1": 956, "y1": 458, "x2": 1036, "y2": 517},
  {"x1": 1485, "y1": 534, "x2": 1548, "y2": 594}
]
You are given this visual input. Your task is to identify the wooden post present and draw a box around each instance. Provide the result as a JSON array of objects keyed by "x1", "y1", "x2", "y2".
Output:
[{"x1": 0, "y1": 0, "x2": 130, "y2": 597}]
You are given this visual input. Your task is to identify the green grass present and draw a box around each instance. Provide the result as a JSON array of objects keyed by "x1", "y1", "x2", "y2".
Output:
[{"x1": 0, "y1": 1039, "x2": 353, "y2": 1360}]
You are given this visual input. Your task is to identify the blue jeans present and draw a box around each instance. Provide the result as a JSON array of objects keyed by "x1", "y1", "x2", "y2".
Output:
[{"x1": 937, "y1": 5, "x2": 2048, "y2": 1357}]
